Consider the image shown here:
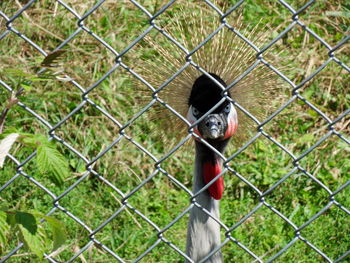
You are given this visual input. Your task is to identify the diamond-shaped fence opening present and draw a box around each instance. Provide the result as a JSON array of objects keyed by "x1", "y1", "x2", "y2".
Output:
[
  {"x1": 228, "y1": 204, "x2": 296, "y2": 261},
  {"x1": 0, "y1": 1, "x2": 349, "y2": 262}
]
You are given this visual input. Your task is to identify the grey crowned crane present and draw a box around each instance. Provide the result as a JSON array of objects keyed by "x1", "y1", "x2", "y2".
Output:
[
  {"x1": 136, "y1": 1, "x2": 281, "y2": 262},
  {"x1": 185, "y1": 73, "x2": 237, "y2": 263}
]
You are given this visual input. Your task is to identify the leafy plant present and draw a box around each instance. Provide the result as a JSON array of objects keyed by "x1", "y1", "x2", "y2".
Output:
[
  {"x1": 0, "y1": 61, "x2": 68, "y2": 259},
  {"x1": 0, "y1": 209, "x2": 66, "y2": 259}
]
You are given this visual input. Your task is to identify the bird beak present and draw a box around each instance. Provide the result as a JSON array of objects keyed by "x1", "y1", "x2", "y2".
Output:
[
  {"x1": 198, "y1": 114, "x2": 226, "y2": 140},
  {"x1": 209, "y1": 127, "x2": 220, "y2": 139}
]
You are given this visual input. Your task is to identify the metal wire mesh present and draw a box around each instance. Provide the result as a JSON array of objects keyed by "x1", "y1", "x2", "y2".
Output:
[{"x1": 0, "y1": 0, "x2": 349, "y2": 262}]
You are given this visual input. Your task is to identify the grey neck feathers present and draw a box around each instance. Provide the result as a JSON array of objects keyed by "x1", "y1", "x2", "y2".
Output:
[{"x1": 185, "y1": 143, "x2": 223, "y2": 263}]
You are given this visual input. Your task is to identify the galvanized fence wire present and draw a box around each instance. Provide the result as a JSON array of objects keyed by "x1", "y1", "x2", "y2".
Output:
[{"x1": 0, "y1": 0, "x2": 349, "y2": 262}]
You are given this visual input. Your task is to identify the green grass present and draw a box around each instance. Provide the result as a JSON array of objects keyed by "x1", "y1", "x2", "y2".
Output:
[{"x1": 0, "y1": 0, "x2": 349, "y2": 262}]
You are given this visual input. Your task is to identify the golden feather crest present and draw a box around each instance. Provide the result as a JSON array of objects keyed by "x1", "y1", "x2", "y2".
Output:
[{"x1": 135, "y1": 0, "x2": 285, "y2": 148}]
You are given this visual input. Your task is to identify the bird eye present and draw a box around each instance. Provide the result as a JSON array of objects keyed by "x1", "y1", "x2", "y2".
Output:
[
  {"x1": 192, "y1": 107, "x2": 199, "y2": 116},
  {"x1": 224, "y1": 104, "x2": 231, "y2": 114}
]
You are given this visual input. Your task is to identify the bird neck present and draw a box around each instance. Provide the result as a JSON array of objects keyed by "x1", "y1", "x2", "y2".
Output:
[
  {"x1": 193, "y1": 140, "x2": 229, "y2": 199},
  {"x1": 193, "y1": 140, "x2": 223, "y2": 211},
  {"x1": 185, "y1": 141, "x2": 228, "y2": 263}
]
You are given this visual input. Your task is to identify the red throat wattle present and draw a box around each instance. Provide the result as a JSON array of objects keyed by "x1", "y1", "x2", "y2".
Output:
[{"x1": 203, "y1": 161, "x2": 224, "y2": 200}]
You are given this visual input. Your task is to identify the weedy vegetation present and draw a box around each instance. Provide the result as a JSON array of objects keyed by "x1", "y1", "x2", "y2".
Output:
[{"x1": 0, "y1": 0, "x2": 349, "y2": 262}]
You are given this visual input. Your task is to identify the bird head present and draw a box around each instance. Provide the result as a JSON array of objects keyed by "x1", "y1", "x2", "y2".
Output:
[
  {"x1": 187, "y1": 73, "x2": 238, "y2": 142},
  {"x1": 186, "y1": 73, "x2": 238, "y2": 200}
]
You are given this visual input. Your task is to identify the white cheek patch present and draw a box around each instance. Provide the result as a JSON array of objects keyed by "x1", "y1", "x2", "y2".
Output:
[
  {"x1": 224, "y1": 103, "x2": 238, "y2": 139},
  {"x1": 187, "y1": 105, "x2": 201, "y2": 138},
  {"x1": 228, "y1": 103, "x2": 238, "y2": 124},
  {"x1": 187, "y1": 105, "x2": 198, "y2": 124}
]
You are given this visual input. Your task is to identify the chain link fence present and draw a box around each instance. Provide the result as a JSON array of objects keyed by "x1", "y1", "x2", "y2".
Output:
[{"x1": 0, "y1": 0, "x2": 349, "y2": 262}]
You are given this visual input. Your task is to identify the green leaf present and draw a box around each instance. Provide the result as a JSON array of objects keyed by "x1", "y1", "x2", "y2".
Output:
[
  {"x1": 0, "y1": 211, "x2": 9, "y2": 246},
  {"x1": 16, "y1": 133, "x2": 70, "y2": 184},
  {"x1": 6, "y1": 212, "x2": 16, "y2": 227},
  {"x1": 19, "y1": 225, "x2": 45, "y2": 258},
  {"x1": 19, "y1": 134, "x2": 51, "y2": 149},
  {"x1": 15, "y1": 211, "x2": 38, "y2": 235},
  {"x1": 19, "y1": 134, "x2": 41, "y2": 148},
  {"x1": 42, "y1": 216, "x2": 66, "y2": 250},
  {"x1": 33, "y1": 134, "x2": 53, "y2": 147},
  {"x1": 36, "y1": 144, "x2": 69, "y2": 185}
]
